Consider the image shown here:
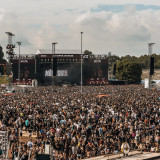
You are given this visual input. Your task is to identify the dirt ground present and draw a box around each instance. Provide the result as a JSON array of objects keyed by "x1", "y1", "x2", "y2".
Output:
[{"x1": 142, "y1": 69, "x2": 160, "y2": 80}]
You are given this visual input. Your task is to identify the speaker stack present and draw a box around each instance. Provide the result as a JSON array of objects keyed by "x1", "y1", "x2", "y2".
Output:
[
  {"x1": 113, "y1": 63, "x2": 116, "y2": 76},
  {"x1": 53, "y1": 57, "x2": 57, "y2": 76},
  {"x1": 150, "y1": 56, "x2": 154, "y2": 75}
]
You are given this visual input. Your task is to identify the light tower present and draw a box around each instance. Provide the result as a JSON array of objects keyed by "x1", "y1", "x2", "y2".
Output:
[
  {"x1": 5, "y1": 32, "x2": 15, "y2": 63},
  {"x1": 80, "y1": 32, "x2": 83, "y2": 94},
  {"x1": 108, "y1": 52, "x2": 112, "y2": 80},
  {"x1": 5, "y1": 32, "x2": 15, "y2": 86},
  {"x1": 17, "y1": 42, "x2": 22, "y2": 84},
  {"x1": 148, "y1": 43, "x2": 155, "y2": 56}
]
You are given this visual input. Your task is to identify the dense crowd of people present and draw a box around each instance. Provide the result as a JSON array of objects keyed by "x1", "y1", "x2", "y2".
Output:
[{"x1": 0, "y1": 85, "x2": 160, "y2": 160}]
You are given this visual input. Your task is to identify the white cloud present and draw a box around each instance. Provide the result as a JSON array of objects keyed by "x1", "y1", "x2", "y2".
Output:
[
  {"x1": 69, "y1": 9, "x2": 160, "y2": 56},
  {"x1": 0, "y1": 9, "x2": 5, "y2": 21},
  {"x1": 0, "y1": 0, "x2": 160, "y2": 57}
]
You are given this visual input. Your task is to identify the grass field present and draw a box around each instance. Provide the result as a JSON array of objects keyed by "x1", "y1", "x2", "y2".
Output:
[{"x1": 0, "y1": 75, "x2": 9, "y2": 85}]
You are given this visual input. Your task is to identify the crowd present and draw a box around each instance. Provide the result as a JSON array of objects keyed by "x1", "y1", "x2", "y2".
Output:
[{"x1": 0, "y1": 85, "x2": 160, "y2": 160}]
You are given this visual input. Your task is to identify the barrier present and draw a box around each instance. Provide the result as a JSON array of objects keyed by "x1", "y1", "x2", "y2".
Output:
[{"x1": 0, "y1": 131, "x2": 8, "y2": 160}]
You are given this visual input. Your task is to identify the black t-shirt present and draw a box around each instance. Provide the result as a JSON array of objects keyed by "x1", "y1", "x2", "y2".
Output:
[
  {"x1": 77, "y1": 147, "x2": 81, "y2": 154},
  {"x1": 22, "y1": 155, "x2": 28, "y2": 160}
]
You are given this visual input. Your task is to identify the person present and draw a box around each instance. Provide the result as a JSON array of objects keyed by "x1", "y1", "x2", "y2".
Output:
[
  {"x1": 25, "y1": 119, "x2": 29, "y2": 131},
  {"x1": 0, "y1": 85, "x2": 160, "y2": 159},
  {"x1": 21, "y1": 152, "x2": 28, "y2": 160},
  {"x1": 0, "y1": 146, "x2": 2, "y2": 156},
  {"x1": 27, "y1": 139, "x2": 33, "y2": 149}
]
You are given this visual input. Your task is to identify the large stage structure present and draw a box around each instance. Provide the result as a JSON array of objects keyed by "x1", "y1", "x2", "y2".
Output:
[{"x1": 11, "y1": 50, "x2": 108, "y2": 85}]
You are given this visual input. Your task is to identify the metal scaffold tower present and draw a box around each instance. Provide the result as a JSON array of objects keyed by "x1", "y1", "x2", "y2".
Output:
[
  {"x1": 5, "y1": 32, "x2": 15, "y2": 62},
  {"x1": 5, "y1": 32, "x2": 15, "y2": 86}
]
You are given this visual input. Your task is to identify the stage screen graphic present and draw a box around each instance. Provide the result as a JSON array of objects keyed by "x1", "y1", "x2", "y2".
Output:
[
  {"x1": 83, "y1": 61, "x2": 108, "y2": 79},
  {"x1": 57, "y1": 70, "x2": 68, "y2": 77},
  {"x1": 45, "y1": 69, "x2": 52, "y2": 77},
  {"x1": 12, "y1": 61, "x2": 35, "y2": 79},
  {"x1": 44, "y1": 70, "x2": 68, "y2": 77}
]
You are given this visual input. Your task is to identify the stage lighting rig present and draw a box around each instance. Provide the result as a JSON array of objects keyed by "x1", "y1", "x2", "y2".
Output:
[{"x1": 5, "y1": 32, "x2": 15, "y2": 61}]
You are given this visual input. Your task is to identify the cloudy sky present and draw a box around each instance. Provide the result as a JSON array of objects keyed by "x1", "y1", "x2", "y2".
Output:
[{"x1": 0, "y1": 0, "x2": 160, "y2": 57}]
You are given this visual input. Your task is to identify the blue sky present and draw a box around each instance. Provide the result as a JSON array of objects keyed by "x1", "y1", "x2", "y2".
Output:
[
  {"x1": 91, "y1": 4, "x2": 160, "y2": 12},
  {"x1": 0, "y1": 0, "x2": 160, "y2": 57}
]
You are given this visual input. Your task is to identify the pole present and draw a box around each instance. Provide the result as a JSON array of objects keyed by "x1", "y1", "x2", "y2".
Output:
[
  {"x1": 52, "y1": 43, "x2": 57, "y2": 76},
  {"x1": 52, "y1": 43, "x2": 57, "y2": 56},
  {"x1": 18, "y1": 44, "x2": 20, "y2": 84},
  {"x1": 52, "y1": 43, "x2": 53, "y2": 76},
  {"x1": 17, "y1": 42, "x2": 22, "y2": 85},
  {"x1": 54, "y1": 43, "x2": 56, "y2": 55},
  {"x1": 81, "y1": 32, "x2": 83, "y2": 94}
]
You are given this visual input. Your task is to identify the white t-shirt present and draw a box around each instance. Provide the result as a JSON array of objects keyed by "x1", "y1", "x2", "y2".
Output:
[{"x1": 27, "y1": 141, "x2": 33, "y2": 148}]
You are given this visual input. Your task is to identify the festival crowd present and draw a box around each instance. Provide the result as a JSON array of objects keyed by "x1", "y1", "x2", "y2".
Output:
[{"x1": 0, "y1": 85, "x2": 160, "y2": 160}]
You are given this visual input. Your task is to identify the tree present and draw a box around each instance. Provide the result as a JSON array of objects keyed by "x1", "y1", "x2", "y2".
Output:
[
  {"x1": 83, "y1": 50, "x2": 92, "y2": 55},
  {"x1": 109, "y1": 55, "x2": 120, "y2": 63},
  {"x1": 0, "y1": 45, "x2": 7, "y2": 63},
  {"x1": 120, "y1": 55, "x2": 138, "y2": 62},
  {"x1": 116, "y1": 59, "x2": 142, "y2": 84}
]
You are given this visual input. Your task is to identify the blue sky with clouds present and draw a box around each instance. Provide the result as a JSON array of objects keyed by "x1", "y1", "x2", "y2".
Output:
[
  {"x1": 91, "y1": 4, "x2": 160, "y2": 12},
  {"x1": 0, "y1": 0, "x2": 160, "y2": 56}
]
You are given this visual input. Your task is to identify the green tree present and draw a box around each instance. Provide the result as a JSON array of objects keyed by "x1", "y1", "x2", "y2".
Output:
[
  {"x1": 120, "y1": 55, "x2": 138, "y2": 62},
  {"x1": 83, "y1": 50, "x2": 92, "y2": 55},
  {"x1": 116, "y1": 59, "x2": 142, "y2": 84},
  {"x1": 109, "y1": 55, "x2": 120, "y2": 63},
  {"x1": 138, "y1": 54, "x2": 149, "y2": 69},
  {"x1": 107, "y1": 53, "x2": 120, "y2": 70}
]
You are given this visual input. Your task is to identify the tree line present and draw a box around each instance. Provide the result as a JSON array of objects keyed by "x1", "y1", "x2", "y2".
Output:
[
  {"x1": 84, "y1": 50, "x2": 160, "y2": 69},
  {"x1": 107, "y1": 53, "x2": 160, "y2": 69},
  {"x1": 108, "y1": 53, "x2": 160, "y2": 84}
]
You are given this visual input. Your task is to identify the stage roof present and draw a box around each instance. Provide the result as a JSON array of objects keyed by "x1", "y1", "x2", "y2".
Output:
[{"x1": 35, "y1": 49, "x2": 81, "y2": 55}]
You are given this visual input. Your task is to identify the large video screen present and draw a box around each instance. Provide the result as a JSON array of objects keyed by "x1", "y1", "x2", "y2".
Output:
[
  {"x1": 83, "y1": 62, "x2": 108, "y2": 79},
  {"x1": 91, "y1": 63, "x2": 107, "y2": 78},
  {"x1": 12, "y1": 62, "x2": 35, "y2": 79}
]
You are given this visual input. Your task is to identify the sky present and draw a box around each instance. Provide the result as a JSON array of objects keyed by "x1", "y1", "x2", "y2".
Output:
[{"x1": 0, "y1": 0, "x2": 160, "y2": 57}]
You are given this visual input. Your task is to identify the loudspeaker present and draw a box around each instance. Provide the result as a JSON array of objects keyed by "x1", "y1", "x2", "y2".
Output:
[
  {"x1": 113, "y1": 63, "x2": 116, "y2": 75},
  {"x1": 35, "y1": 55, "x2": 40, "y2": 79},
  {"x1": 53, "y1": 58, "x2": 57, "y2": 76},
  {"x1": 150, "y1": 56, "x2": 154, "y2": 75}
]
